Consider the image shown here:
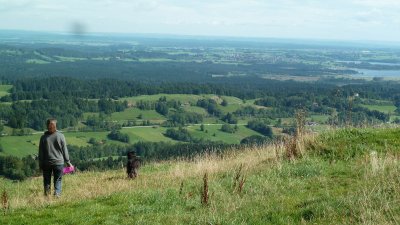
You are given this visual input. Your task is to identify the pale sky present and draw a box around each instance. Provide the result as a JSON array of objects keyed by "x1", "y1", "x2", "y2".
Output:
[{"x1": 0, "y1": 0, "x2": 399, "y2": 42}]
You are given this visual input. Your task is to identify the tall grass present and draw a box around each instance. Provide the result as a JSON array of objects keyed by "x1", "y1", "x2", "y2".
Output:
[
  {"x1": 1, "y1": 127, "x2": 400, "y2": 224},
  {"x1": 355, "y1": 152, "x2": 400, "y2": 224},
  {"x1": 3, "y1": 137, "x2": 288, "y2": 211}
]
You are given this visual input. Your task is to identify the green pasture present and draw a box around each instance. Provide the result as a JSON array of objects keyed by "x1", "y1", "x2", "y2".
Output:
[
  {"x1": 360, "y1": 104, "x2": 397, "y2": 114},
  {"x1": 0, "y1": 102, "x2": 11, "y2": 106},
  {"x1": 0, "y1": 84, "x2": 12, "y2": 97},
  {"x1": 138, "y1": 58, "x2": 175, "y2": 62},
  {"x1": 121, "y1": 126, "x2": 176, "y2": 143},
  {"x1": 0, "y1": 135, "x2": 40, "y2": 157},
  {"x1": 243, "y1": 99, "x2": 257, "y2": 105},
  {"x1": 218, "y1": 104, "x2": 242, "y2": 114},
  {"x1": 91, "y1": 57, "x2": 110, "y2": 61},
  {"x1": 110, "y1": 108, "x2": 166, "y2": 121},
  {"x1": 391, "y1": 115, "x2": 400, "y2": 122},
  {"x1": 280, "y1": 117, "x2": 295, "y2": 126},
  {"x1": 202, "y1": 117, "x2": 223, "y2": 124},
  {"x1": 119, "y1": 58, "x2": 137, "y2": 62},
  {"x1": 25, "y1": 59, "x2": 50, "y2": 64},
  {"x1": 187, "y1": 124, "x2": 261, "y2": 144},
  {"x1": 0, "y1": 50, "x2": 22, "y2": 55},
  {"x1": 236, "y1": 119, "x2": 251, "y2": 124},
  {"x1": 83, "y1": 112, "x2": 98, "y2": 120},
  {"x1": 182, "y1": 106, "x2": 208, "y2": 116},
  {"x1": 120, "y1": 94, "x2": 245, "y2": 106},
  {"x1": 0, "y1": 131, "x2": 125, "y2": 157},
  {"x1": 121, "y1": 94, "x2": 203, "y2": 105},
  {"x1": 54, "y1": 56, "x2": 87, "y2": 62},
  {"x1": 213, "y1": 95, "x2": 244, "y2": 104},
  {"x1": 33, "y1": 51, "x2": 53, "y2": 61},
  {"x1": 309, "y1": 114, "x2": 330, "y2": 123},
  {"x1": 63, "y1": 131, "x2": 130, "y2": 146},
  {"x1": 1, "y1": 126, "x2": 39, "y2": 136}
]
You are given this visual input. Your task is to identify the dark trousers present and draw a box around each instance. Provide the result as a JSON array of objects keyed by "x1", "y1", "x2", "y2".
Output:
[{"x1": 42, "y1": 164, "x2": 64, "y2": 196}]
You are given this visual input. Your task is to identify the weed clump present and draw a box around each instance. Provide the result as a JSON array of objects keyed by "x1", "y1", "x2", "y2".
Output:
[
  {"x1": 201, "y1": 172, "x2": 209, "y2": 206},
  {"x1": 232, "y1": 164, "x2": 246, "y2": 194}
]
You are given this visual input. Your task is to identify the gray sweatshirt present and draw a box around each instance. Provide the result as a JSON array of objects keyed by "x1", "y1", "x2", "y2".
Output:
[{"x1": 39, "y1": 130, "x2": 71, "y2": 167}]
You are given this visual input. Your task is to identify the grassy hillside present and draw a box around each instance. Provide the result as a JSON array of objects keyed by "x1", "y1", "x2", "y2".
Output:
[{"x1": 1, "y1": 127, "x2": 400, "y2": 224}]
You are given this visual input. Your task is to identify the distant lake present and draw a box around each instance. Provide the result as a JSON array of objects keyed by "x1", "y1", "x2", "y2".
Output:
[
  {"x1": 354, "y1": 69, "x2": 400, "y2": 77},
  {"x1": 335, "y1": 61, "x2": 400, "y2": 77},
  {"x1": 369, "y1": 62, "x2": 400, "y2": 66},
  {"x1": 336, "y1": 60, "x2": 400, "y2": 66}
]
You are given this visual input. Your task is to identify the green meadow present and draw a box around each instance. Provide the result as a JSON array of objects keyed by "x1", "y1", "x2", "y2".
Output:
[
  {"x1": 120, "y1": 94, "x2": 204, "y2": 105},
  {"x1": 309, "y1": 114, "x2": 330, "y2": 123},
  {"x1": 181, "y1": 105, "x2": 208, "y2": 116},
  {"x1": 0, "y1": 131, "x2": 124, "y2": 157},
  {"x1": 121, "y1": 126, "x2": 176, "y2": 143},
  {"x1": 187, "y1": 124, "x2": 261, "y2": 144},
  {"x1": 110, "y1": 108, "x2": 166, "y2": 121},
  {"x1": 25, "y1": 59, "x2": 50, "y2": 64},
  {"x1": 0, "y1": 84, "x2": 12, "y2": 97},
  {"x1": 0, "y1": 135, "x2": 39, "y2": 157},
  {"x1": 360, "y1": 104, "x2": 397, "y2": 114}
]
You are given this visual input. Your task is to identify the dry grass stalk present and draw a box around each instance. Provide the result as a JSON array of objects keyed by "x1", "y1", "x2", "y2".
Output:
[
  {"x1": 295, "y1": 109, "x2": 307, "y2": 137},
  {"x1": 231, "y1": 163, "x2": 247, "y2": 194},
  {"x1": 2, "y1": 190, "x2": 9, "y2": 214},
  {"x1": 369, "y1": 151, "x2": 379, "y2": 175},
  {"x1": 232, "y1": 163, "x2": 243, "y2": 191},
  {"x1": 346, "y1": 96, "x2": 354, "y2": 127},
  {"x1": 179, "y1": 181, "x2": 184, "y2": 195},
  {"x1": 284, "y1": 108, "x2": 309, "y2": 161},
  {"x1": 237, "y1": 175, "x2": 246, "y2": 194},
  {"x1": 285, "y1": 136, "x2": 298, "y2": 161},
  {"x1": 201, "y1": 172, "x2": 209, "y2": 206}
]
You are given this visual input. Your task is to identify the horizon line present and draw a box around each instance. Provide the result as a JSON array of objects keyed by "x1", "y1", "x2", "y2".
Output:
[{"x1": 1, "y1": 28, "x2": 400, "y2": 47}]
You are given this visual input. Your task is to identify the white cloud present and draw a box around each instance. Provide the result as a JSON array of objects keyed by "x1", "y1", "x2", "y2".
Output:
[{"x1": 0, "y1": 0, "x2": 398, "y2": 42}]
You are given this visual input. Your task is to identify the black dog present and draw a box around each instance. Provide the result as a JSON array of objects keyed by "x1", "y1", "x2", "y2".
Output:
[{"x1": 127, "y1": 151, "x2": 140, "y2": 179}]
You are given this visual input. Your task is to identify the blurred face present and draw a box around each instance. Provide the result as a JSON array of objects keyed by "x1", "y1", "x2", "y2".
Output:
[{"x1": 47, "y1": 121, "x2": 57, "y2": 133}]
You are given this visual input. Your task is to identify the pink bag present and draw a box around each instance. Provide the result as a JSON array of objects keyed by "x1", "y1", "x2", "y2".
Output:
[{"x1": 63, "y1": 166, "x2": 75, "y2": 175}]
